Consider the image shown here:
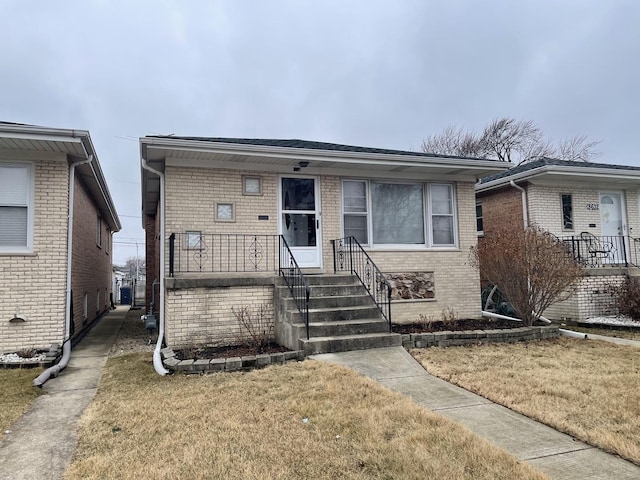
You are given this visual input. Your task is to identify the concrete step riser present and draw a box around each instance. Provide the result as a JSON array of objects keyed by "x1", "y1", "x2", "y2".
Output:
[
  {"x1": 303, "y1": 275, "x2": 360, "y2": 286},
  {"x1": 301, "y1": 334, "x2": 402, "y2": 355},
  {"x1": 291, "y1": 320, "x2": 390, "y2": 338},
  {"x1": 307, "y1": 307, "x2": 381, "y2": 322},
  {"x1": 281, "y1": 295, "x2": 375, "y2": 310}
]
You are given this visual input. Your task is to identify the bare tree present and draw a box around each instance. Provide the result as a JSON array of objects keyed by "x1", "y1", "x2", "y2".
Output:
[
  {"x1": 422, "y1": 117, "x2": 601, "y2": 165},
  {"x1": 470, "y1": 225, "x2": 583, "y2": 326}
]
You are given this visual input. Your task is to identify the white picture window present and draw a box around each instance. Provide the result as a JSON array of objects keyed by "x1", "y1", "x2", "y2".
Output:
[
  {"x1": 0, "y1": 163, "x2": 33, "y2": 252},
  {"x1": 341, "y1": 180, "x2": 457, "y2": 248}
]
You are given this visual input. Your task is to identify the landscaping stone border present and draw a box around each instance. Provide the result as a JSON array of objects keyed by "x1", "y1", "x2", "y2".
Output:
[
  {"x1": 401, "y1": 325, "x2": 560, "y2": 348},
  {"x1": 0, "y1": 344, "x2": 62, "y2": 369},
  {"x1": 161, "y1": 347, "x2": 305, "y2": 374}
]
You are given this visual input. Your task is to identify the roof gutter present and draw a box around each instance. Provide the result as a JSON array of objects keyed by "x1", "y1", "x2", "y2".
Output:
[
  {"x1": 141, "y1": 153, "x2": 169, "y2": 376},
  {"x1": 34, "y1": 151, "x2": 93, "y2": 386},
  {"x1": 510, "y1": 180, "x2": 528, "y2": 229}
]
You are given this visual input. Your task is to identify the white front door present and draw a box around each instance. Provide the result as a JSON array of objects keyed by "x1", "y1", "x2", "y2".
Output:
[
  {"x1": 279, "y1": 176, "x2": 322, "y2": 268},
  {"x1": 600, "y1": 192, "x2": 627, "y2": 263}
]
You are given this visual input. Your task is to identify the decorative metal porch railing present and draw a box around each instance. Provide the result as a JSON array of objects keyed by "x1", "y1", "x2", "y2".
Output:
[
  {"x1": 168, "y1": 233, "x2": 279, "y2": 275},
  {"x1": 278, "y1": 237, "x2": 310, "y2": 340},
  {"x1": 559, "y1": 234, "x2": 640, "y2": 269},
  {"x1": 331, "y1": 236, "x2": 392, "y2": 330}
]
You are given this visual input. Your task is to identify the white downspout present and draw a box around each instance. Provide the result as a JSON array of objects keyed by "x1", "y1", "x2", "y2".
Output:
[
  {"x1": 510, "y1": 180, "x2": 528, "y2": 228},
  {"x1": 34, "y1": 155, "x2": 93, "y2": 386},
  {"x1": 141, "y1": 158, "x2": 169, "y2": 376}
]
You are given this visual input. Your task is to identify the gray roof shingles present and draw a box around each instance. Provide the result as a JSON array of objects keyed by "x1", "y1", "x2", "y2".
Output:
[
  {"x1": 148, "y1": 135, "x2": 500, "y2": 162},
  {"x1": 480, "y1": 157, "x2": 640, "y2": 184}
]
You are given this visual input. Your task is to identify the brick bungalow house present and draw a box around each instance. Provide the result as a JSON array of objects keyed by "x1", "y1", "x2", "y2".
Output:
[
  {"x1": 0, "y1": 122, "x2": 120, "y2": 355},
  {"x1": 141, "y1": 136, "x2": 507, "y2": 365},
  {"x1": 476, "y1": 157, "x2": 640, "y2": 322}
]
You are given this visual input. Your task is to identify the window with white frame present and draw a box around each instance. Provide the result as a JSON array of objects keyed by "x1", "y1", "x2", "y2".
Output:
[
  {"x1": 0, "y1": 163, "x2": 33, "y2": 252},
  {"x1": 341, "y1": 180, "x2": 457, "y2": 247}
]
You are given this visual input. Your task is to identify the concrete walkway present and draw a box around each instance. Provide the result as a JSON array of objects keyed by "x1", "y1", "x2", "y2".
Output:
[
  {"x1": 561, "y1": 328, "x2": 640, "y2": 348},
  {"x1": 312, "y1": 347, "x2": 640, "y2": 480},
  {"x1": 0, "y1": 306, "x2": 127, "y2": 480}
]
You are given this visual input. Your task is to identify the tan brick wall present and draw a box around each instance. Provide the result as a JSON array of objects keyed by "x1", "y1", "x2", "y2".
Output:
[
  {"x1": 0, "y1": 159, "x2": 68, "y2": 353},
  {"x1": 70, "y1": 174, "x2": 113, "y2": 338},
  {"x1": 527, "y1": 185, "x2": 640, "y2": 237},
  {"x1": 165, "y1": 285, "x2": 274, "y2": 347}
]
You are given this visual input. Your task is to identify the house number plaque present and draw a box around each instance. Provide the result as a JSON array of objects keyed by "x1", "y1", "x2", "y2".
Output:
[{"x1": 586, "y1": 203, "x2": 599, "y2": 211}]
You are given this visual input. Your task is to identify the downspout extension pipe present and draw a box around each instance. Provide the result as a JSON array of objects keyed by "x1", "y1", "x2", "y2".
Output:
[
  {"x1": 141, "y1": 159, "x2": 169, "y2": 376},
  {"x1": 34, "y1": 154, "x2": 93, "y2": 387},
  {"x1": 510, "y1": 180, "x2": 528, "y2": 228}
]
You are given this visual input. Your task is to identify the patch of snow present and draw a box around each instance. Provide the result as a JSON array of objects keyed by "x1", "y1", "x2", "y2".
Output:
[{"x1": 583, "y1": 315, "x2": 640, "y2": 327}]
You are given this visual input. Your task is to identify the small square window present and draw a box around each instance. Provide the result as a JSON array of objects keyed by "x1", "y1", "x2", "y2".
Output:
[
  {"x1": 243, "y1": 176, "x2": 262, "y2": 195},
  {"x1": 186, "y1": 231, "x2": 202, "y2": 249},
  {"x1": 216, "y1": 203, "x2": 235, "y2": 222}
]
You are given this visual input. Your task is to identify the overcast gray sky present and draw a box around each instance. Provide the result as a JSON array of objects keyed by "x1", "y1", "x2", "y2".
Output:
[{"x1": 2, "y1": 0, "x2": 639, "y2": 265}]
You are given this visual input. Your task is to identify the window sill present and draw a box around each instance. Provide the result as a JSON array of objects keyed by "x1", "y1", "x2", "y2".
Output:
[
  {"x1": 0, "y1": 251, "x2": 37, "y2": 257},
  {"x1": 363, "y1": 246, "x2": 460, "y2": 252}
]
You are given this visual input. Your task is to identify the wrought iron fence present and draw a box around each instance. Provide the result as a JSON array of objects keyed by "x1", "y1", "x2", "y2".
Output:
[
  {"x1": 559, "y1": 234, "x2": 640, "y2": 268},
  {"x1": 278, "y1": 237, "x2": 310, "y2": 339},
  {"x1": 168, "y1": 233, "x2": 279, "y2": 275},
  {"x1": 331, "y1": 236, "x2": 392, "y2": 329}
]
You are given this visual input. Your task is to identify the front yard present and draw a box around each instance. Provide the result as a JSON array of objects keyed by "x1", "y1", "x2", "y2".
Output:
[
  {"x1": 412, "y1": 337, "x2": 640, "y2": 465},
  {"x1": 63, "y1": 354, "x2": 546, "y2": 480},
  {"x1": 0, "y1": 367, "x2": 43, "y2": 432}
]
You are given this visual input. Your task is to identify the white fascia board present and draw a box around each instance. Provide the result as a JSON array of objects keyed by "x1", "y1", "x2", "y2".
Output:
[
  {"x1": 476, "y1": 165, "x2": 640, "y2": 193},
  {"x1": 142, "y1": 137, "x2": 508, "y2": 174},
  {"x1": 164, "y1": 156, "x2": 481, "y2": 183}
]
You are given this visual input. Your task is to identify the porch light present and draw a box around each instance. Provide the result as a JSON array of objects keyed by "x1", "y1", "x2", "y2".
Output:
[{"x1": 298, "y1": 161, "x2": 309, "y2": 168}]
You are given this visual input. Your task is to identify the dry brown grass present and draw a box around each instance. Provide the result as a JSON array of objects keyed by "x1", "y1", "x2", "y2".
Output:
[
  {"x1": 0, "y1": 367, "x2": 44, "y2": 431},
  {"x1": 64, "y1": 354, "x2": 546, "y2": 480},
  {"x1": 565, "y1": 326, "x2": 640, "y2": 341},
  {"x1": 412, "y1": 338, "x2": 640, "y2": 464}
]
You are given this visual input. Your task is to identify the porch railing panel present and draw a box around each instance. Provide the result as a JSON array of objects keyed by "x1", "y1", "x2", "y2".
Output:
[
  {"x1": 278, "y1": 236, "x2": 310, "y2": 339},
  {"x1": 168, "y1": 233, "x2": 279, "y2": 275},
  {"x1": 559, "y1": 234, "x2": 639, "y2": 268},
  {"x1": 331, "y1": 236, "x2": 392, "y2": 330}
]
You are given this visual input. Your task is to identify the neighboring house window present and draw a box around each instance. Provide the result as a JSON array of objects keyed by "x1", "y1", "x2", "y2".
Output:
[
  {"x1": 476, "y1": 202, "x2": 484, "y2": 235},
  {"x1": 83, "y1": 293, "x2": 88, "y2": 319},
  {"x1": 186, "y1": 231, "x2": 202, "y2": 249},
  {"x1": 0, "y1": 163, "x2": 33, "y2": 252},
  {"x1": 243, "y1": 176, "x2": 262, "y2": 195},
  {"x1": 561, "y1": 194, "x2": 573, "y2": 230},
  {"x1": 105, "y1": 230, "x2": 110, "y2": 254},
  {"x1": 96, "y1": 290, "x2": 100, "y2": 313},
  {"x1": 341, "y1": 180, "x2": 457, "y2": 247},
  {"x1": 96, "y1": 215, "x2": 102, "y2": 246}
]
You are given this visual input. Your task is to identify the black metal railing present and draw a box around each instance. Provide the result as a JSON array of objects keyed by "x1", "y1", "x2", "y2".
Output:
[
  {"x1": 278, "y1": 236, "x2": 310, "y2": 339},
  {"x1": 559, "y1": 234, "x2": 640, "y2": 268},
  {"x1": 168, "y1": 233, "x2": 279, "y2": 275},
  {"x1": 331, "y1": 236, "x2": 392, "y2": 330}
]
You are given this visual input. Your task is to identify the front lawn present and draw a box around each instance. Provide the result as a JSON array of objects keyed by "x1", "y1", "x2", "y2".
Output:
[
  {"x1": 412, "y1": 337, "x2": 640, "y2": 465},
  {"x1": 64, "y1": 354, "x2": 546, "y2": 480},
  {"x1": 0, "y1": 368, "x2": 44, "y2": 431}
]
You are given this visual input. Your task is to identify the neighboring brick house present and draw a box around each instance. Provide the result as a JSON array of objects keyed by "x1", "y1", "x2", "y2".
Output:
[
  {"x1": 476, "y1": 157, "x2": 640, "y2": 322},
  {"x1": 0, "y1": 122, "x2": 120, "y2": 354},
  {"x1": 141, "y1": 136, "x2": 507, "y2": 357}
]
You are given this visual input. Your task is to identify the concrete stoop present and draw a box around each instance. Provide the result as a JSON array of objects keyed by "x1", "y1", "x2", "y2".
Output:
[{"x1": 275, "y1": 274, "x2": 401, "y2": 355}]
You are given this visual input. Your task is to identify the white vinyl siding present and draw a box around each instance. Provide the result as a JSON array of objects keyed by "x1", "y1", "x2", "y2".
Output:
[
  {"x1": 0, "y1": 163, "x2": 34, "y2": 252},
  {"x1": 341, "y1": 180, "x2": 458, "y2": 248}
]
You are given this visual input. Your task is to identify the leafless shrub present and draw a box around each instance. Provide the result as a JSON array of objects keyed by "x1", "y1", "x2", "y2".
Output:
[
  {"x1": 605, "y1": 277, "x2": 640, "y2": 320},
  {"x1": 232, "y1": 304, "x2": 274, "y2": 353},
  {"x1": 15, "y1": 347, "x2": 38, "y2": 359},
  {"x1": 417, "y1": 313, "x2": 437, "y2": 330},
  {"x1": 470, "y1": 225, "x2": 583, "y2": 326}
]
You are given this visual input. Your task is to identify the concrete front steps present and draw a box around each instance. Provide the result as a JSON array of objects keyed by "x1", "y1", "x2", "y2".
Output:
[{"x1": 275, "y1": 273, "x2": 401, "y2": 355}]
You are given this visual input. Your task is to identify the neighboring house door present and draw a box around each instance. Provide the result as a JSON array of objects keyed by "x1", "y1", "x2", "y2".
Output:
[
  {"x1": 279, "y1": 176, "x2": 322, "y2": 268},
  {"x1": 600, "y1": 192, "x2": 628, "y2": 264}
]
